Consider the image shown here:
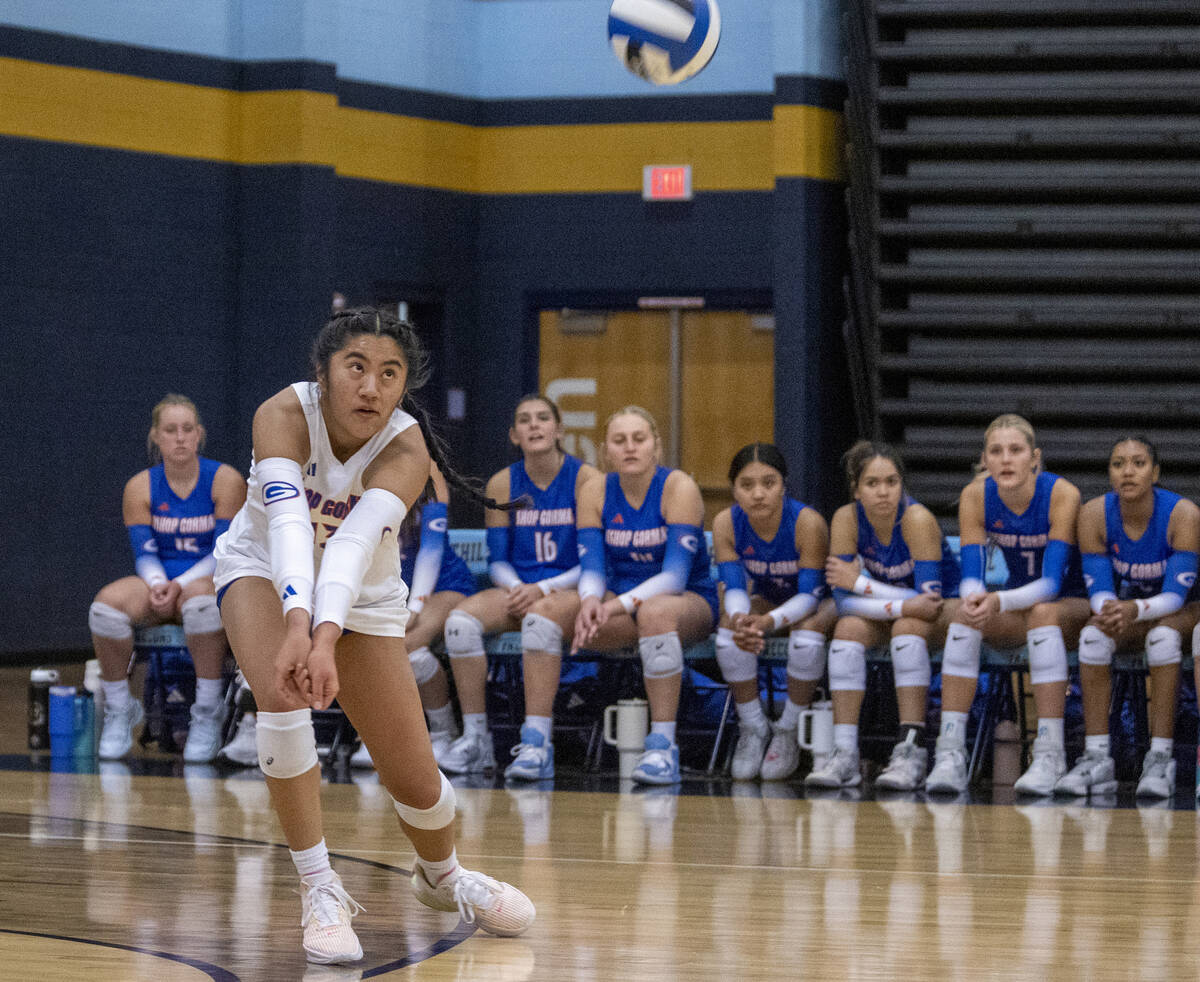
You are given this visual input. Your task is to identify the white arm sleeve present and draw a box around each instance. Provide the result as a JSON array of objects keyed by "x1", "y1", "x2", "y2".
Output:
[
  {"x1": 767, "y1": 592, "x2": 819, "y2": 630},
  {"x1": 536, "y1": 565, "x2": 582, "y2": 594},
  {"x1": 723, "y1": 588, "x2": 752, "y2": 617},
  {"x1": 258, "y1": 457, "x2": 316, "y2": 617},
  {"x1": 851, "y1": 573, "x2": 915, "y2": 600},
  {"x1": 836, "y1": 595, "x2": 907, "y2": 621},
  {"x1": 1134, "y1": 592, "x2": 1186, "y2": 622},
  {"x1": 996, "y1": 577, "x2": 1057, "y2": 613},
  {"x1": 488, "y1": 561, "x2": 523, "y2": 590},
  {"x1": 172, "y1": 552, "x2": 216, "y2": 587},
  {"x1": 313, "y1": 488, "x2": 408, "y2": 630}
]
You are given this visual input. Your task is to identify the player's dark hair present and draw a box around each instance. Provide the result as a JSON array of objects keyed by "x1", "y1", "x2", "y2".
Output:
[
  {"x1": 727, "y1": 442, "x2": 788, "y2": 484},
  {"x1": 312, "y1": 306, "x2": 519, "y2": 512},
  {"x1": 1109, "y1": 435, "x2": 1160, "y2": 469},
  {"x1": 842, "y1": 440, "x2": 905, "y2": 495},
  {"x1": 512, "y1": 393, "x2": 565, "y2": 455}
]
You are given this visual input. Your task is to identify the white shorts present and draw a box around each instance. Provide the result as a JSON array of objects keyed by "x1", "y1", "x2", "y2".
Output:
[{"x1": 214, "y1": 530, "x2": 410, "y2": 638}]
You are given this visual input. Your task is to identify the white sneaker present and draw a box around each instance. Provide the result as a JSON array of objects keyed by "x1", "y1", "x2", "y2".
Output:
[
  {"x1": 875, "y1": 732, "x2": 928, "y2": 791},
  {"x1": 350, "y1": 742, "x2": 374, "y2": 769},
  {"x1": 183, "y1": 701, "x2": 230, "y2": 763},
  {"x1": 925, "y1": 736, "x2": 969, "y2": 795},
  {"x1": 1053, "y1": 749, "x2": 1117, "y2": 797},
  {"x1": 430, "y1": 728, "x2": 458, "y2": 760},
  {"x1": 98, "y1": 698, "x2": 145, "y2": 760},
  {"x1": 760, "y1": 723, "x2": 801, "y2": 781},
  {"x1": 1014, "y1": 736, "x2": 1067, "y2": 797},
  {"x1": 219, "y1": 712, "x2": 258, "y2": 766},
  {"x1": 438, "y1": 730, "x2": 495, "y2": 774},
  {"x1": 412, "y1": 864, "x2": 535, "y2": 937},
  {"x1": 300, "y1": 873, "x2": 364, "y2": 964},
  {"x1": 1136, "y1": 749, "x2": 1176, "y2": 799},
  {"x1": 804, "y1": 746, "x2": 861, "y2": 788},
  {"x1": 731, "y1": 719, "x2": 771, "y2": 780}
]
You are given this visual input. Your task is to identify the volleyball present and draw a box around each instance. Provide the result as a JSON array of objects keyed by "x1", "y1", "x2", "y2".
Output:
[{"x1": 607, "y1": 0, "x2": 721, "y2": 86}]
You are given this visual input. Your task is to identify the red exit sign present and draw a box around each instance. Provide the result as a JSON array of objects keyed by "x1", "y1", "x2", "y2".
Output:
[{"x1": 643, "y1": 165, "x2": 693, "y2": 201}]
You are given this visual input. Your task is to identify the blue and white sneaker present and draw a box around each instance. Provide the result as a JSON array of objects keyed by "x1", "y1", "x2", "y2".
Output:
[
  {"x1": 504, "y1": 726, "x2": 555, "y2": 781},
  {"x1": 631, "y1": 733, "x2": 680, "y2": 785}
]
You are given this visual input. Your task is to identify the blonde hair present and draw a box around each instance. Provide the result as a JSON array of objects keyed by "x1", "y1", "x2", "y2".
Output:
[
  {"x1": 983, "y1": 413, "x2": 1037, "y2": 451},
  {"x1": 147, "y1": 393, "x2": 204, "y2": 463},
  {"x1": 601, "y1": 405, "x2": 661, "y2": 471}
]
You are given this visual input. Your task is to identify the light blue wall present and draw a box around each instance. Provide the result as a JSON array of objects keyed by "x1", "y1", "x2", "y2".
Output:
[{"x1": 1, "y1": 0, "x2": 844, "y2": 95}]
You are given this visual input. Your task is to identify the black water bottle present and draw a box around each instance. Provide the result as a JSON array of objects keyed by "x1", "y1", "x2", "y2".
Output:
[{"x1": 28, "y1": 668, "x2": 59, "y2": 750}]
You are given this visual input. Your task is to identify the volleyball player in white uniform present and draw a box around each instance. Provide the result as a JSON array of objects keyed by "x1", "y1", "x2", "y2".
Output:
[{"x1": 214, "y1": 308, "x2": 533, "y2": 965}]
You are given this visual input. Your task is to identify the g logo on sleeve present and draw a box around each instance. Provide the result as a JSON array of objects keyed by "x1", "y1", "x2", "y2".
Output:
[{"x1": 263, "y1": 481, "x2": 300, "y2": 505}]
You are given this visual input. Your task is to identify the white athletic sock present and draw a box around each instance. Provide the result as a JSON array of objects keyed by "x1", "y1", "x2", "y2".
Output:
[
  {"x1": 777, "y1": 699, "x2": 804, "y2": 730},
  {"x1": 1036, "y1": 717, "x2": 1064, "y2": 745},
  {"x1": 523, "y1": 715, "x2": 552, "y2": 741},
  {"x1": 463, "y1": 712, "x2": 488, "y2": 736},
  {"x1": 833, "y1": 723, "x2": 858, "y2": 752},
  {"x1": 101, "y1": 678, "x2": 131, "y2": 709},
  {"x1": 194, "y1": 677, "x2": 223, "y2": 709},
  {"x1": 416, "y1": 847, "x2": 459, "y2": 886},
  {"x1": 939, "y1": 710, "x2": 969, "y2": 743},
  {"x1": 650, "y1": 721, "x2": 676, "y2": 744},
  {"x1": 1151, "y1": 736, "x2": 1174, "y2": 756},
  {"x1": 291, "y1": 839, "x2": 333, "y2": 885},
  {"x1": 735, "y1": 698, "x2": 767, "y2": 729},
  {"x1": 425, "y1": 702, "x2": 457, "y2": 734},
  {"x1": 1085, "y1": 734, "x2": 1110, "y2": 755}
]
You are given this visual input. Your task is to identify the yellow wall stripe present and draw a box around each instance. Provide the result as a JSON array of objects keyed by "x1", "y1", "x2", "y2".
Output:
[{"x1": 0, "y1": 56, "x2": 843, "y2": 190}]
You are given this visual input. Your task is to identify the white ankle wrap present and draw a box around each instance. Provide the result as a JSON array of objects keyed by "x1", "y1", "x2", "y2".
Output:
[
  {"x1": 828, "y1": 639, "x2": 866, "y2": 692},
  {"x1": 942, "y1": 624, "x2": 982, "y2": 679},
  {"x1": 1078, "y1": 624, "x2": 1115, "y2": 666},
  {"x1": 890, "y1": 634, "x2": 931, "y2": 688},
  {"x1": 1146, "y1": 625, "x2": 1182, "y2": 667},
  {"x1": 444, "y1": 610, "x2": 486, "y2": 659},
  {"x1": 715, "y1": 627, "x2": 757, "y2": 683},
  {"x1": 521, "y1": 612, "x2": 563, "y2": 654},
  {"x1": 394, "y1": 770, "x2": 457, "y2": 830},
  {"x1": 408, "y1": 645, "x2": 440, "y2": 686},
  {"x1": 88, "y1": 601, "x2": 133, "y2": 640},
  {"x1": 181, "y1": 594, "x2": 223, "y2": 634},
  {"x1": 257, "y1": 708, "x2": 318, "y2": 779},
  {"x1": 1027, "y1": 625, "x2": 1068, "y2": 685},
  {"x1": 639, "y1": 632, "x2": 683, "y2": 679},
  {"x1": 786, "y1": 629, "x2": 826, "y2": 682}
]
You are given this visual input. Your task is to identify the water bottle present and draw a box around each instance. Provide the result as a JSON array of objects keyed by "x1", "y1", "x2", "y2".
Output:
[
  {"x1": 28, "y1": 668, "x2": 60, "y2": 750},
  {"x1": 73, "y1": 692, "x2": 96, "y2": 758},
  {"x1": 83, "y1": 659, "x2": 104, "y2": 745}
]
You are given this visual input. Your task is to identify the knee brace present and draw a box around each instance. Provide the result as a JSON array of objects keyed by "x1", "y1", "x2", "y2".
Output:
[
  {"x1": 1078, "y1": 624, "x2": 1116, "y2": 667},
  {"x1": 181, "y1": 594, "x2": 223, "y2": 635},
  {"x1": 786, "y1": 629, "x2": 826, "y2": 682},
  {"x1": 257, "y1": 708, "x2": 319, "y2": 779},
  {"x1": 408, "y1": 645, "x2": 440, "y2": 686},
  {"x1": 891, "y1": 634, "x2": 931, "y2": 688},
  {"x1": 828, "y1": 639, "x2": 866, "y2": 692},
  {"x1": 394, "y1": 770, "x2": 457, "y2": 830},
  {"x1": 1027, "y1": 625, "x2": 1068, "y2": 685},
  {"x1": 639, "y1": 632, "x2": 683, "y2": 679},
  {"x1": 715, "y1": 627, "x2": 757, "y2": 683},
  {"x1": 521, "y1": 612, "x2": 564, "y2": 654},
  {"x1": 942, "y1": 624, "x2": 982, "y2": 680},
  {"x1": 1146, "y1": 625, "x2": 1183, "y2": 667},
  {"x1": 444, "y1": 610, "x2": 486, "y2": 659},
  {"x1": 88, "y1": 601, "x2": 133, "y2": 640}
]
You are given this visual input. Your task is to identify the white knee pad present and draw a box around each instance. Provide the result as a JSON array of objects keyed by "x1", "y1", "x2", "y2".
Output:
[
  {"x1": 1146, "y1": 625, "x2": 1183, "y2": 667},
  {"x1": 1078, "y1": 624, "x2": 1116, "y2": 667},
  {"x1": 88, "y1": 601, "x2": 133, "y2": 640},
  {"x1": 828, "y1": 639, "x2": 866, "y2": 692},
  {"x1": 942, "y1": 624, "x2": 982, "y2": 679},
  {"x1": 786, "y1": 629, "x2": 826, "y2": 682},
  {"x1": 1027, "y1": 625, "x2": 1068, "y2": 685},
  {"x1": 715, "y1": 627, "x2": 757, "y2": 683},
  {"x1": 521, "y1": 612, "x2": 564, "y2": 654},
  {"x1": 408, "y1": 645, "x2": 440, "y2": 686},
  {"x1": 444, "y1": 610, "x2": 485, "y2": 659},
  {"x1": 394, "y1": 770, "x2": 457, "y2": 830},
  {"x1": 639, "y1": 632, "x2": 683, "y2": 679},
  {"x1": 181, "y1": 594, "x2": 223, "y2": 634},
  {"x1": 257, "y1": 708, "x2": 319, "y2": 779},
  {"x1": 891, "y1": 634, "x2": 931, "y2": 688}
]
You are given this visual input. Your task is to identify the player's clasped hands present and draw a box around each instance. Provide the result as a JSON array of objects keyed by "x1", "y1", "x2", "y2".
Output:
[
  {"x1": 958, "y1": 590, "x2": 998, "y2": 630},
  {"x1": 504, "y1": 582, "x2": 543, "y2": 619},
  {"x1": 571, "y1": 595, "x2": 609, "y2": 652},
  {"x1": 824, "y1": 554, "x2": 862, "y2": 592},
  {"x1": 1095, "y1": 596, "x2": 1135, "y2": 637},
  {"x1": 730, "y1": 611, "x2": 772, "y2": 654}
]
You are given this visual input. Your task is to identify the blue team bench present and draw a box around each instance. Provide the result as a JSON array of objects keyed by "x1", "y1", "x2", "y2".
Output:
[{"x1": 445, "y1": 530, "x2": 1174, "y2": 780}]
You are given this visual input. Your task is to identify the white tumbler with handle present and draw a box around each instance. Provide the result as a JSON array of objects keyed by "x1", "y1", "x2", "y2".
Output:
[{"x1": 604, "y1": 698, "x2": 650, "y2": 779}]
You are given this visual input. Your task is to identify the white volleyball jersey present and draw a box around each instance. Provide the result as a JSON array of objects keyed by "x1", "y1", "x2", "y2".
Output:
[{"x1": 215, "y1": 381, "x2": 419, "y2": 636}]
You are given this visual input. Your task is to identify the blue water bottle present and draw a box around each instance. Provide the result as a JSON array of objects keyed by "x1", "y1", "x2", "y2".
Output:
[{"x1": 48, "y1": 686, "x2": 77, "y2": 756}]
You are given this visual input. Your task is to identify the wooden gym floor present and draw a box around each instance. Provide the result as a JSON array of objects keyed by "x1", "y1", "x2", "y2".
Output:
[{"x1": 2, "y1": 663, "x2": 1199, "y2": 981}]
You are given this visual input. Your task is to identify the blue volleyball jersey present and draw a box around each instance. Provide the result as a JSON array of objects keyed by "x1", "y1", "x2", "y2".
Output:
[
  {"x1": 732, "y1": 497, "x2": 808, "y2": 606},
  {"x1": 984, "y1": 471, "x2": 1085, "y2": 596},
  {"x1": 507, "y1": 454, "x2": 583, "y2": 581},
  {"x1": 1104, "y1": 487, "x2": 1182, "y2": 600},
  {"x1": 399, "y1": 516, "x2": 477, "y2": 597},
  {"x1": 602, "y1": 467, "x2": 717, "y2": 605},
  {"x1": 855, "y1": 496, "x2": 962, "y2": 598},
  {"x1": 149, "y1": 457, "x2": 222, "y2": 578}
]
